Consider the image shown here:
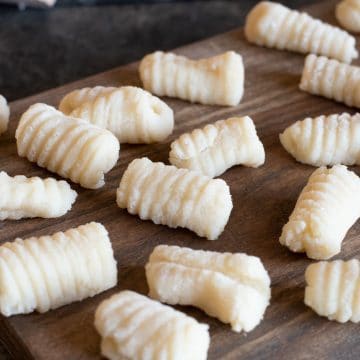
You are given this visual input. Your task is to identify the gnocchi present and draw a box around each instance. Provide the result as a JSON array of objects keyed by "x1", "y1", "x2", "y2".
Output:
[
  {"x1": 336, "y1": 0, "x2": 360, "y2": 34},
  {"x1": 169, "y1": 116, "x2": 265, "y2": 177},
  {"x1": 139, "y1": 51, "x2": 244, "y2": 106},
  {"x1": 0, "y1": 95, "x2": 9, "y2": 135},
  {"x1": 146, "y1": 245, "x2": 271, "y2": 333},
  {"x1": 279, "y1": 165, "x2": 360, "y2": 260},
  {"x1": 94, "y1": 290, "x2": 210, "y2": 360},
  {"x1": 116, "y1": 157, "x2": 233, "y2": 240}
]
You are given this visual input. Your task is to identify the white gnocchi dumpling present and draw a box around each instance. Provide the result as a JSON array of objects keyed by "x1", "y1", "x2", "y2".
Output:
[
  {"x1": 94, "y1": 290, "x2": 210, "y2": 360},
  {"x1": 0, "y1": 95, "x2": 10, "y2": 135},
  {"x1": 0, "y1": 222, "x2": 117, "y2": 316},
  {"x1": 245, "y1": 1, "x2": 358, "y2": 63},
  {"x1": 280, "y1": 165, "x2": 360, "y2": 260},
  {"x1": 60, "y1": 86, "x2": 174, "y2": 144},
  {"x1": 15, "y1": 103, "x2": 120, "y2": 189},
  {"x1": 305, "y1": 260, "x2": 360, "y2": 323},
  {"x1": 0, "y1": 171, "x2": 77, "y2": 220},
  {"x1": 280, "y1": 113, "x2": 360, "y2": 166},
  {"x1": 300, "y1": 54, "x2": 360, "y2": 109},
  {"x1": 169, "y1": 116, "x2": 265, "y2": 177},
  {"x1": 139, "y1": 51, "x2": 244, "y2": 106},
  {"x1": 336, "y1": 0, "x2": 360, "y2": 33},
  {"x1": 116, "y1": 157, "x2": 233, "y2": 240},
  {"x1": 146, "y1": 245, "x2": 271, "y2": 333}
]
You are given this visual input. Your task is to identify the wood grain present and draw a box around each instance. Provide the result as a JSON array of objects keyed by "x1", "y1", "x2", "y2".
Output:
[{"x1": 1, "y1": 1, "x2": 360, "y2": 359}]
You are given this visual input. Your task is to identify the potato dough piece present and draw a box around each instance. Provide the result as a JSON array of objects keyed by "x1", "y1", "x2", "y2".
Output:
[
  {"x1": 279, "y1": 165, "x2": 360, "y2": 260},
  {"x1": 300, "y1": 54, "x2": 360, "y2": 108},
  {"x1": 0, "y1": 171, "x2": 77, "y2": 220},
  {"x1": 139, "y1": 51, "x2": 244, "y2": 106},
  {"x1": 0, "y1": 222, "x2": 117, "y2": 316},
  {"x1": 116, "y1": 157, "x2": 232, "y2": 240},
  {"x1": 169, "y1": 116, "x2": 265, "y2": 177},
  {"x1": 0, "y1": 95, "x2": 10, "y2": 135},
  {"x1": 280, "y1": 113, "x2": 360, "y2": 166},
  {"x1": 336, "y1": 0, "x2": 360, "y2": 33},
  {"x1": 305, "y1": 260, "x2": 360, "y2": 323},
  {"x1": 94, "y1": 290, "x2": 210, "y2": 360},
  {"x1": 146, "y1": 245, "x2": 271, "y2": 332},
  {"x1": 15, "y1": 103, "x2": 120, "y2": 189},
  {"x1": 67, "y1": 86, "x2": 174, "y2": 144},
  {"x1": 245, "y1": 1, "x2": 358, "y2": 63}
]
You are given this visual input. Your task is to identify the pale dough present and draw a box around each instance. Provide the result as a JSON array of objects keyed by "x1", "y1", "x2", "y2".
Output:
[
  {"x1": 0, "y1": 95, "x2": 9, "y2": 135},
  {"x1": 336, "y1": 0, "x2": 360, "y2": 33}
]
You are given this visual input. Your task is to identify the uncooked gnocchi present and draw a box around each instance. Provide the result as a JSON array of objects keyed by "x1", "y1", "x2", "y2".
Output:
[
  {"x1": 139, "y1": 51, "x2": 244, "y2": 106},
  {"x1": 0, "y1": 95, "x2": 9, "y2": 135},
  {"x1": 280, "y1": 113, "x2": 360, "y2": 166},
  {"x1": 116, "y1": 157, "x2": 233, "y2": 240},
  {"x1": 305, "y1": 260, "x2": 360, "y2": 323},
  {"x1": 15, "y1": 103, "x2": 120, "y2": 189},
  {"x1": 300, "y1": 54, "x2": 360, "y2": 108},
  {"x1": 94, "y1": 290, "x2": 210, "y2": 360},
  {"x1": 0, "y1": 222, "x2": 117, "y2": 316},
  {"x1": 169, "y1": 116, "x2": 265, "y2": 177},
  {"x1": 61, "y1": 86, "x2": 174, "y2": 144},
  {"x1": 336, "y1": 0, "x2": 360, "y2": 33},
  {"x1": 0, "y1": 171, "x2": 77, "y2": 220},
  {"x1": 146, "y1": 245, "x2": 271, "y2": 332},
  {"x1": 245, "y1": 1, "x2": 358, "y2": 63},
  {"x1": 279, "y1": 165, "x2": 360, "y2": 260}
]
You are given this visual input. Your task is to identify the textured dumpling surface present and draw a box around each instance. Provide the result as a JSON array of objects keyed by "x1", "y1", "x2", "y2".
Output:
[
  {"x1": 94, "y1": 290, "x2": 210, "y2": 360},
  {"x1": 305, "y1": 260, "x2": 360, "y2": 323},
  {"x1": 280, "y1": 113, "x2": 360, "y2": 166},
  {"x1": 146, "y1": 245, "x2": 271, "y2": 332},
  {"x1": 169, "y1": 116, "x2": 265, "y2": 177},
  {"x1": 15, "y1": 103, "x2": 120, "y2": 189},
  {"x1": 0, "y1": 222, "x2": 117, "y2": 316},
  {"x1": 279, "y1": 165, "x2": 360, "y2": 260},
  {"x1": 245, "y1": 1, "x2": 358, "y2": 63},
  {"x1": 336, "y1": 0, "x2": 360, "y2": 33},
  {"x1": 63, "y1": 86, "x2": 174, "y2": 144},
  {"x1": 0, "y1": 95, "x2": 9, "y2": 135},
  {"x1": 116, "y1": 157, "x2": 233, "y2": 240},
  {"x1": 300, "y1": 54, "x2": 360, "y2": 108},
  {"x1": 0, "y1": 171, "x2": 77, "y2": 220},
  {"x1": 139, "y1": 51, "x2": 244, "y2": 106}
]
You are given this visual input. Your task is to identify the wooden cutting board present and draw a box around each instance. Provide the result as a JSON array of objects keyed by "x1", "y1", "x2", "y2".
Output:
[{"x1": 1, "y1": 1, "x2": 359, "y2": 359}]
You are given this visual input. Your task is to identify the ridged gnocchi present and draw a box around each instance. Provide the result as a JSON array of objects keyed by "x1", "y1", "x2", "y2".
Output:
[
  {"x1": 15, "y1": 103, "x2": 120, "y2": 189},
  {"x1": 61, "y1": 86, "x2": 174, "y2": 144},
  {"x1": 169, "y1": 116, "x2": 265, "y2": 177},
  {"x1": 280, "y1": 113, "x2": 360, "y2": 166},
  {"x1": 0, "y1": 95, "x2": 9, "y2": 135},
  {"x1": 305, "y1": 260, "x2": 360, "y2": 323},
  {"x1": 139, "y1": 51, "x2": 244, "y2": 106},
  {"x1": 336, "y1": 0, "x2": 360, "y2": 33},
  {"x1": 0, "y1": 171, "x2": 77, "y2": 220},
  {"x1": 300, "y1": 54, "x2": 360, "y2": 108},
  {"x1": 146, "y1": 245, "x2": 271, "y2": 333},
  {"x1": 0, "y1": 222, "x2": 117, "y2": 316},
  {"x1": 116, "y1": 157, "x2": 233, "y2": 240},
  {"x1": 279, "y1": 165, "x2": 360, "y2": 260},
  {"x1": 94, "y1": 290, "x2": 210, "y2": 360},
  {"x1": 245, "y1": 1, "x2": 358, "y2": 63}
]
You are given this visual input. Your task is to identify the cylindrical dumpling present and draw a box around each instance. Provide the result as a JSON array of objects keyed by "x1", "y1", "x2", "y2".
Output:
[
  {"x1": 299, "y1": 54, "x2": 360, "y2": 109},
  {"x1": 0, "y1": 171, "x2": 77, "y2": 220},
  {"x1": 245, "y1": 1, "x2": 358, "y2": 63},
  {"x1": 280, "y1": 113, "x2": 360, "y2": 166},
  {"x1": 94, "y1": 290, "x2": 210, "y2": 360},
  {"x1": 146, "y1": 245, "x2": 271, "y2": 333},
  {"x1": 169, "y1": 116, "x2": 265, "y2": 177},
  {"x1": 15, "y1": 103, "x2": 120, "y2": 189},
  {"x1": 139, "y1": 51, "x2": 244, "y2": 106},
  {"x1": 279, "y1": 165, "x2": 360, "y2": 260},
  {"x1": 116, "y1": 157, "x2": 233, "y2": 240},
  {"x1": 0, "y1": 95, "x2": 9, "y2": 135},
  {"x1": 0, "y1": 222, "x2": 117, "y2": 316},
  {"x1": 336, "y1": 0, "x2": 360, "y2": 34},
  {"x1": 67, "y1": 86, "x2": 174, "y2": 144}
]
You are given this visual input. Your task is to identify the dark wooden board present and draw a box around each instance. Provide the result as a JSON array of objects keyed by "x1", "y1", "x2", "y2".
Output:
[{"x1": 1, "y1": 1, "x2": 360, "y2": 359}]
